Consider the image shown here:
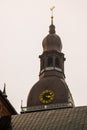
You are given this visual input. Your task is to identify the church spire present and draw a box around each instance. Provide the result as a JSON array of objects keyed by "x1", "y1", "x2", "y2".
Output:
[
  {"x1": 50, "y1": 6, "x2": 55, "y2": 25},
  {"x1": 26, "y1": 7, "x2": 75, "y2": 112},
  {"x1": 3, "y1": 83, "x2": 7, "y2": 98},
  {"x1": 49, "y1": 6, "x2": 55, "y2": 34}
]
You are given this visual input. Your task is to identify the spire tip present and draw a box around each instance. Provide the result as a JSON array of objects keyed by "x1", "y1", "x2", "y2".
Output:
[
  {"x1": 3, "y1": 83, "x2": 7, "y2": 98},
  {"x1": 50, "y1": 6, "x2": 55, "y2": 25}
]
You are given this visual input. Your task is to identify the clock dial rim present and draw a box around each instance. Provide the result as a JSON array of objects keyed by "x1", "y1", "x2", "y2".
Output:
[{"x1": 39, "y1": 89, "x2": 54, "y2": 104}]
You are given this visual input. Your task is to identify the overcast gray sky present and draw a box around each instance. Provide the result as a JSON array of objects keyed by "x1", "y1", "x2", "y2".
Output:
[{"x1": 0, "y1": 0, "x2": 87, "y2": 113}]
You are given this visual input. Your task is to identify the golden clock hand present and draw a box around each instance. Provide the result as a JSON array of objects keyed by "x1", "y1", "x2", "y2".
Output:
[{"x1": 46, "y1": 95, "x2": 51, "y2": 98}]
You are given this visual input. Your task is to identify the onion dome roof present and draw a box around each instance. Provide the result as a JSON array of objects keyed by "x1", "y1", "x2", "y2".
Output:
[{"x1": 42, "y1": 24, "x2": 62, "y2": 52}]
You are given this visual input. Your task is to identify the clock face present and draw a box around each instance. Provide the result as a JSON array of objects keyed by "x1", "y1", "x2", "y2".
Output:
[{"x1": 39, "y1": 89, "x2": 54, "y2": 104}]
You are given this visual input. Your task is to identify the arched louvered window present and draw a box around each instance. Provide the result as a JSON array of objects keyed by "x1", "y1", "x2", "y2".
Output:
[
  {"x1": 55, "y1": 58, "x2": 60, "y2": 67},
  {"x1": 47, "y1": 57, "x2": 53, "y2": 67},
  {"x1": 41, "y1": 59, "x2": 44, "y2": 70}
]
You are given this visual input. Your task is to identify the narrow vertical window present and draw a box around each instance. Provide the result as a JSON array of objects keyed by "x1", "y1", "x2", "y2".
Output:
[
  {"x1": 41, "y1": 59, "x2": 44, "y2": 70},
  {"x1": 47, "y1": 57, "x2": 53, "y2": 67},
  {"x1": 55, "y1": 58, "x2": 60, "y2": 67}
]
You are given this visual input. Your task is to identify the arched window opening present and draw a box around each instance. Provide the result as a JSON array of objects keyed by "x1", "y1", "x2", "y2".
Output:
[
  {"x1": 41, "y1": 59, "x2": 44, "y2": 70},
  {"x1": 47, "y1": 57, "x2": 53, "y2": 67},
  {"x1": 55, "y1": 58, "x2": 60, "y2": 68}
]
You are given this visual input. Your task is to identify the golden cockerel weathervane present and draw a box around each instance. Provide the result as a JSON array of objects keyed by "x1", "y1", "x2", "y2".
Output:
[{"x1": 50, "y1": 6, "x2": 55, "y2": 24}]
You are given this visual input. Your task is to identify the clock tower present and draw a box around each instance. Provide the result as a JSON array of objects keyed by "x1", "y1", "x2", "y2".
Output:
[{"x1": 27, "y1": 8, "x2": 74, "y2": 111}]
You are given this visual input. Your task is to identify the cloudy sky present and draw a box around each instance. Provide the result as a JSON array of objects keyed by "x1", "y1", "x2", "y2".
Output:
[{"x1": 0, "y1": 0, "x2": 87, "y2": 113}]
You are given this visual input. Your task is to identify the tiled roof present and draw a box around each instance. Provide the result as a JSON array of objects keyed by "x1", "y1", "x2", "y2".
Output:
[
  {"x1": 0, "y1": 90, "x2": 17, "y2": 115},
  {"x1": 0, "y1": 106, "x2": 87, "y2": 130}
]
